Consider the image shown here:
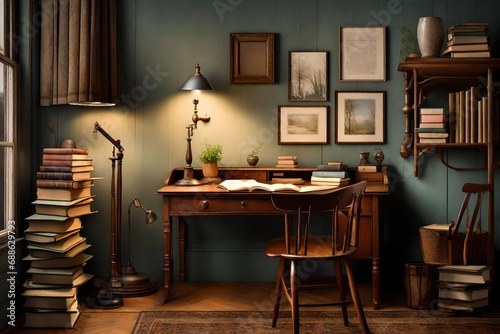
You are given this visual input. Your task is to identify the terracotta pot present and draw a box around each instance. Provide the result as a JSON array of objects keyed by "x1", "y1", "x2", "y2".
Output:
[
  {"x1": 202, "y1": 162, "x2": 218, "y2": 178},
  {"x1": 247, "y1": 156, "x2": 259, "y2": 166},
  {"x1": 417, "y1": 17, "x2": 444, "y2": 57}
]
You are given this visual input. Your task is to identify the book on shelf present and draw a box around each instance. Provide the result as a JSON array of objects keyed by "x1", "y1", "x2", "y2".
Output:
[
  {"x1": 42, "y1": 153, "x2": 90, "y2": 161},
  {"x1": 25, "y1": 216, "x2": 82, "y2": 234},
  {"x1": 310, "y1": 175, "x2": 348, "y2": 183},
  {"x1": 33, "y1": 197, "x2": 95, "y2": 217},
  {"x1": 438, "y1": 265, "x2": 492, "y2": 284},
  {"x1": 437, "y1": 297, "x2": 489, "y2": 312},
  {"x1": 419, "y1": 138, "x2": 447, "y2": 144},
  {"x1": 41, "y1": 159, "x2": 93, "y2": 167},
  {"x1": 21, "y1": 286, "x2": 76, "y2": 297},
  {"x1": 357, "y1": 165, "x2": 378, "y2": 173},
  {"x1": 27, "y1": 235, "x2": 86, "y2": 255},
  {"x1": 24, "y1": 229, "x2": 81, "y2": 243},
  {"x1": 450, "y1": 50, "x2": 491, "y2": 58},
  {"x1": 416, "y1": 128, "x2": 447, "y2": 133},
  {"x1": 23, "y1": 294, "x2": 77, "y2": 310},
  {"x1": 448, "y1": 92, "x2": 456, "y2": 143},
  {"x1": 438, "y1": 283, "x2": 489, "y2": 302},
  {"x1": 442, "y1": 42, "x2": 489, "y2": 54},
  {"x1": 27, "y1": 266, "x2": 84, "y2": 285},
  {"x1": 310, "y1": 179, "x2": 350, "y2": 187},
  {"x1": 28, "y1": 240, "x2": 89, "y2": 258},
  {"x1": 42, "y1": 147, "x2": 89, "y2": 155},
  {"x1": 418, "y1": 132, "x2": 449, "y2": 139},
  {"x1": 311, "y1": 170, "x2": 350, "y2": 178},
  {"x1": 316, "y1": 164, "x2": 347, "y2": 171},
  {"x1": 36, "y1": 171, "x2": 92, "y2": 181},
  {"x1": 36, "y1": 179, "x2": 94, "y2": 189},
  {"x1": 419, "y1": 122, "x2": 446, "y2": 128},
  {"x1": 420, "y1": 108, "x2": 444, "y2": 114},
  {"x1": 275, "y1": 159, "x2": 298, "y2": 165},
  {"x1": 36, "y1": 186, "x2": 92, "y2": 201},
  {"x1": 23, "y1": 300, "x2": 80, "y2": 329},
  {"x1": 25, "y1": 252, "x2": 92, "y2": 269},
  {"x1": 270, "y1": 178, "x2": 305, "y2": 185},
  {"x1": 420, "y1": 114, "x2": 445, "y2": 123},
  {"x1": 218, "y1": 179, "x2": 336, "y2": 193},
  {"x1": 275, "y1": 164, "x2": 299, "y2": 168},
  {"x1": 447, "y1": 34, "x2": 489, "y2": 45},
  {"x1": 277, "y1": 155, "x2": 298, "y2": 161},
  {"x1": 39, "y1": 165, "x2": 95, "y2": 173},
  {"x1": 24, "y1": 272, "x2": 93, "y2": 289}
]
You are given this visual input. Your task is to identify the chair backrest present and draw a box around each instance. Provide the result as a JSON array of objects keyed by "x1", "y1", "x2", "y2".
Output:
[
  {"x1": 449, "y1": 183, "x2": 491, "y2": 265},
  {"x1": 271, "y1": 181, "x2": 367, "y2": 256}
]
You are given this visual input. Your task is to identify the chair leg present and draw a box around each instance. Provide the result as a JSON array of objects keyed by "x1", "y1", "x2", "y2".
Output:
[
  {"x1": 334, "y1": 259, "x2": 349, "y2": 326},
  {"x1": 344, "y1": 260, "x2": 370, "y2": 334},
  {"x1": 290, "y1": 259, "x2": 300, "y2": 334},
  {"x1": 272, "y1": 258, "x2": 286, "y2": 328}
]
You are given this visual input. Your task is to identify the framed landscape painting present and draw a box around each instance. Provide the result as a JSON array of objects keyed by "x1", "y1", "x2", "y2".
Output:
[
  {"x1": 278, "y1": 105, "x2": 328, "y2": 144},
  {"x1": 335, "y1": 91, "x2": 385, "y2": 144},
  {"x1": 289, "y1": 51, "x2": 328, "y2": 101}
]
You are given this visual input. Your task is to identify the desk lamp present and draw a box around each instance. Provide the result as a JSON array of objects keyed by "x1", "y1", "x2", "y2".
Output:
[
  {"x1": 116, "y1": 198, "x2": 158, "y2": 296},
  {"x1": 175, "y1": 64, "x2": 214, "y2": 186}
]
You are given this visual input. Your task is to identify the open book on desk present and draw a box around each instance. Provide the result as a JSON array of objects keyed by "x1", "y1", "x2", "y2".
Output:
[{"x1": 218, "y1": 179, "x2": 337, "y2": 192}]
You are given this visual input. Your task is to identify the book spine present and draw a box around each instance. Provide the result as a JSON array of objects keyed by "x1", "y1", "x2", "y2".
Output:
[
  {"x1": 36, "y1": 180, "x2": 86, "y2": 189},
  {"x1": 42, "y1": 148, "x2": 89, "y2": 154},
  {"x1": 311, "y1": 171, "x2": 349, "y2": 178},
  {"x1": 449, "y1": 92, "x2": 456, "y2": 143},
  {"x1": 420, "y1": 114, "x2": 445, "y2": 122},
  {"x1": 37, "y1": 172, "x2": 73, "y2": 180},
  {"x1": 42, "y1": 154, "x2": 88, "y2": 161}
]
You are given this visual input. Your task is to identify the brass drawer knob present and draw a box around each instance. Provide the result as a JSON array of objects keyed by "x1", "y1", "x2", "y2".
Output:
[
  {"x1": 200, "y1": 201, "x2": 209, "y2": 209},
  {"x1": 240, "y1": 201, "x2": 246, "y2": 208}
]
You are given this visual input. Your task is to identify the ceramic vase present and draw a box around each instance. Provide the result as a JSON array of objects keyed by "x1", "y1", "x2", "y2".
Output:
[
  {"x1": 247, "y1": 156, "x2": 259, "y2": 166},
  {"x1": 417, "y1": 17, "x2": 444, "y2": 57}
]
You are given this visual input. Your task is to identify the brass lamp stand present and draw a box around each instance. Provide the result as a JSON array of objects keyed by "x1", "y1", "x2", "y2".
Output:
[{"x1": 175, "y1": 64, "x2": 214, "y2": 186}]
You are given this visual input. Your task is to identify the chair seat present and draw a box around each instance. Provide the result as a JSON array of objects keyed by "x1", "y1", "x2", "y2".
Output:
[{"x1": 265, "y1": 236, "x2": 356, "y2": 259}]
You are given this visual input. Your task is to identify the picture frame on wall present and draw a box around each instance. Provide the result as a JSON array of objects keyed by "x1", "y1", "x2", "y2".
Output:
[
  {"x1": 278, "y1": 105, "x2": 328, "y2": 144},
  {"x1": 288, "y1": 51, "x2": 328, "y2": 102},
  {"x1": 335, "y1": 91, "x2": 385, "y2": 144},
  {"x1": 230, "y1": 33, "x2": 275, "y2": 84},
  {"x1": 339, "y1": 26, "x2": 386, "y2": 81}
]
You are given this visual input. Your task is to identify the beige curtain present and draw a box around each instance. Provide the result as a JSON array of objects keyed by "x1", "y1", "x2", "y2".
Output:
[{"x1": 40, "y1": 0, "x2": 117, "y2": 106}]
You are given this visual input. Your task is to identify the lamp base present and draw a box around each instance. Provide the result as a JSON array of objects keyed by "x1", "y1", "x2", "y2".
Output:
[
  {"x1": 175, "y1": 166, "x2": 206, "y2": 186},
  {"x1": 106, "y1": 264, "x2": 158, "y2": 297},
  {"x1": 200, "y1": 176, "x2": 222, "y2": 185}
]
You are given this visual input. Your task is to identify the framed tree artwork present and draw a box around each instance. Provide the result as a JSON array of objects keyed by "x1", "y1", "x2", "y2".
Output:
[
  {"x1": 339, "y1": 26, "x2": 386, "y2": 81},
  {"x1": 278, "y1": 105, "x2": 329, "y2": 144},
  {"x1": 288, "y1": 51, "x2": 328, "y2": 101},
  {"x1": 335, "y1": 91, "x2": 385, "y2": 144}
]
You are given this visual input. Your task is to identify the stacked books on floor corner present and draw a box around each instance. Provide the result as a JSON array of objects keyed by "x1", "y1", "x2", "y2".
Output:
[
  {"x1": 311, "y1": 162, "x2": 350, "y2": 188},
  {"x1": 22, "y1": 146, "x2": 98, "y2": 329},
  {"x1": 417, "y1": 108, "x2": 448, "y2": 144},
  {"x1": 437, "y1": 265, "x2": 492, "y2": 313},
  {"x1": 443, "y1": 22, "x2": 490, "y2": 58},
  {"x1": 276, "y1": 155, "x2": 298, "y2": 168}
]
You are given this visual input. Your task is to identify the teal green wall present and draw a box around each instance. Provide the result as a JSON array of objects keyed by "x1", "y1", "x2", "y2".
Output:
[{"x1": 23, "y1": 0, "x2": 500, "y2": 291}]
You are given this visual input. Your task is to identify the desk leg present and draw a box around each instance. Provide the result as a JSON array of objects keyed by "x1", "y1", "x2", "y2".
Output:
[
  {"x1": 179, "y1": 217, "x2": 186, "y2": 281},
  {"x1": 372, "y1": 195, "x2": 381, "y2": 310},
  {"x1": 372, "y1": 257, "x2": 380, "y2": 310},
  {"x1": 163, "y1": 211, "x2": 172, "y2": 302}
]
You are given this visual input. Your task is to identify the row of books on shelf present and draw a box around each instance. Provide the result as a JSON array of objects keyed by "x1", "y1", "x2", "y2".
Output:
[
  {"x1": 437, "y1": 265, "x2": 491, "y2": 313},
  {"x1": 23, "y1": 146, "x2": 98, "y2": 329},
  {"x1": 275, "y1": 155, "x2": 299, "y2": 168},
  {"x1": 443, "y1": 22, "x2": 490, "y2": 58}
]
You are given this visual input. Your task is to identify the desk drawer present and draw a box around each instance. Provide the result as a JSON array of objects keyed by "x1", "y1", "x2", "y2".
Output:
[
  {"x1": 224, "y1": 170, "x2": 267, "y2": 181},
  {"x1": 169, "y1": 197, "x2": 278, "y2": 215}
]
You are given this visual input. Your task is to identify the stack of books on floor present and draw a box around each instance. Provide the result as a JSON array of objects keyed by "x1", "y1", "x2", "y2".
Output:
[
  {"x1": 276, "y1": 155, "x2": 298, "y2": 168},
  {"x1": 443, "y1": 22, "x2": 490, "y2": 58},
  {"x1": 22, "y1": 145, "x2": 97, "y2": 329},
  {"x1": 417, "y1": 108, "x2": 448, "y2": 143},
  {"x1": 311, "y1": 162, "x2": 350, "y2": 187},
  {"x1": 437, "y1": 265, "x2": 492, "y2": 313}
]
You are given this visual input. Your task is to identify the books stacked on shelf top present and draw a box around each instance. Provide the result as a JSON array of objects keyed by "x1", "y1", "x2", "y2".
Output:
[
  {"x1": 417, "y1": 108, "x2": 448, "y2": 144},
  {"x1": 276, "y1": 155, "x2": 298, "y2": 168},
  {"x1": 444, "y1": 22, "x2": 490, "y2": 58},
  {"x1": 311, "y1": 162, "x2": 350, "y2": 187},
  {"x1": 448, "y1": 86, "x2": 498, "y2": 144},
  {"x1": 22, "y1": 144, "x2": 97, "y2": 329},
  {"x1": 437, "y1": 265, "x2": 492, "y2": 313}
]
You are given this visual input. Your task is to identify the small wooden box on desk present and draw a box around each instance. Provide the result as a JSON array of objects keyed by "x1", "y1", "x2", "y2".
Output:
[{"x1": 158, "y1": 165, "x2": 389, "y2": 309}]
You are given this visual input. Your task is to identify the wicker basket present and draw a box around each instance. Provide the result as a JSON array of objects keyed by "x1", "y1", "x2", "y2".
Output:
[{"x1": 419, "y1": 225, "x2": 487, "y2": 265}]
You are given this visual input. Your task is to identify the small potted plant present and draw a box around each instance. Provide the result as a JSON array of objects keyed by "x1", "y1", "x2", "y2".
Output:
[
  {"x1": 247, "y1": 143, "x2": 263, "y2": 166},
  {"x1": 400, "y1": 26, "x2": 419, "y2": 60},
  {"x1": 199, "y1": 143, "x2": 223, "y2": 179}
]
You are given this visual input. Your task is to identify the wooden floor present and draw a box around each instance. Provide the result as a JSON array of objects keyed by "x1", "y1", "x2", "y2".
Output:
[{"x1": 2, "y1": 281, "x2": 408, "y2": 334}]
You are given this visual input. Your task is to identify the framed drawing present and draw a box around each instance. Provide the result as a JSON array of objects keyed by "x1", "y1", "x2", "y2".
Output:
[
  {"x1": 339, "y1": 26, "x2": 386, "y2": 81},
  {"x1": 278, "y1": 105, "x2": 328, "y2": 144},
  {"x1": 335, "y1": 91, "x2": 385, "y2": 144},
  {"x1": 289, "y1": 51, "x2": 328, "y2": 102},
  {"x1": 230, "y1": 33, "x2": 275, "y2": 84}
]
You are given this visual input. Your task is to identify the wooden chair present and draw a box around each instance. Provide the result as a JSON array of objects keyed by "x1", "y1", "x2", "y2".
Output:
[{"x1": 265, "y1": 181, "x2": 369, "y2": 334}]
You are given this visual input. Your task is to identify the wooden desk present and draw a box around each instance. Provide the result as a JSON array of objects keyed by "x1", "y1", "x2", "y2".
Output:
[{"x1": 157, "y1": 166, "x2": 389, "y2": 309}]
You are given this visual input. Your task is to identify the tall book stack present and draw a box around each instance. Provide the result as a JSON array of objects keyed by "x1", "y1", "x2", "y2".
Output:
[
  {"x1": 417, "y1": 108, "x2": 448, "y2": 143},
  {"x1": 311, "y1": 162, "x2": 350, "y2": 188},
  {"x1": 22, "y1": 146, "x2": 97, "y2": 329},
  {"x1": 443, "y1": 22, "x2": 490, "y2": 58},
  {"x1": 437, "y1": 265, "x2": 492, "y2": 313},
  {"x1": 276, "y1": 155, "x2": 299, "y2": 168},
  {"x1": 448, "y1": 87, "x2": 499, "y2": 144}
]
